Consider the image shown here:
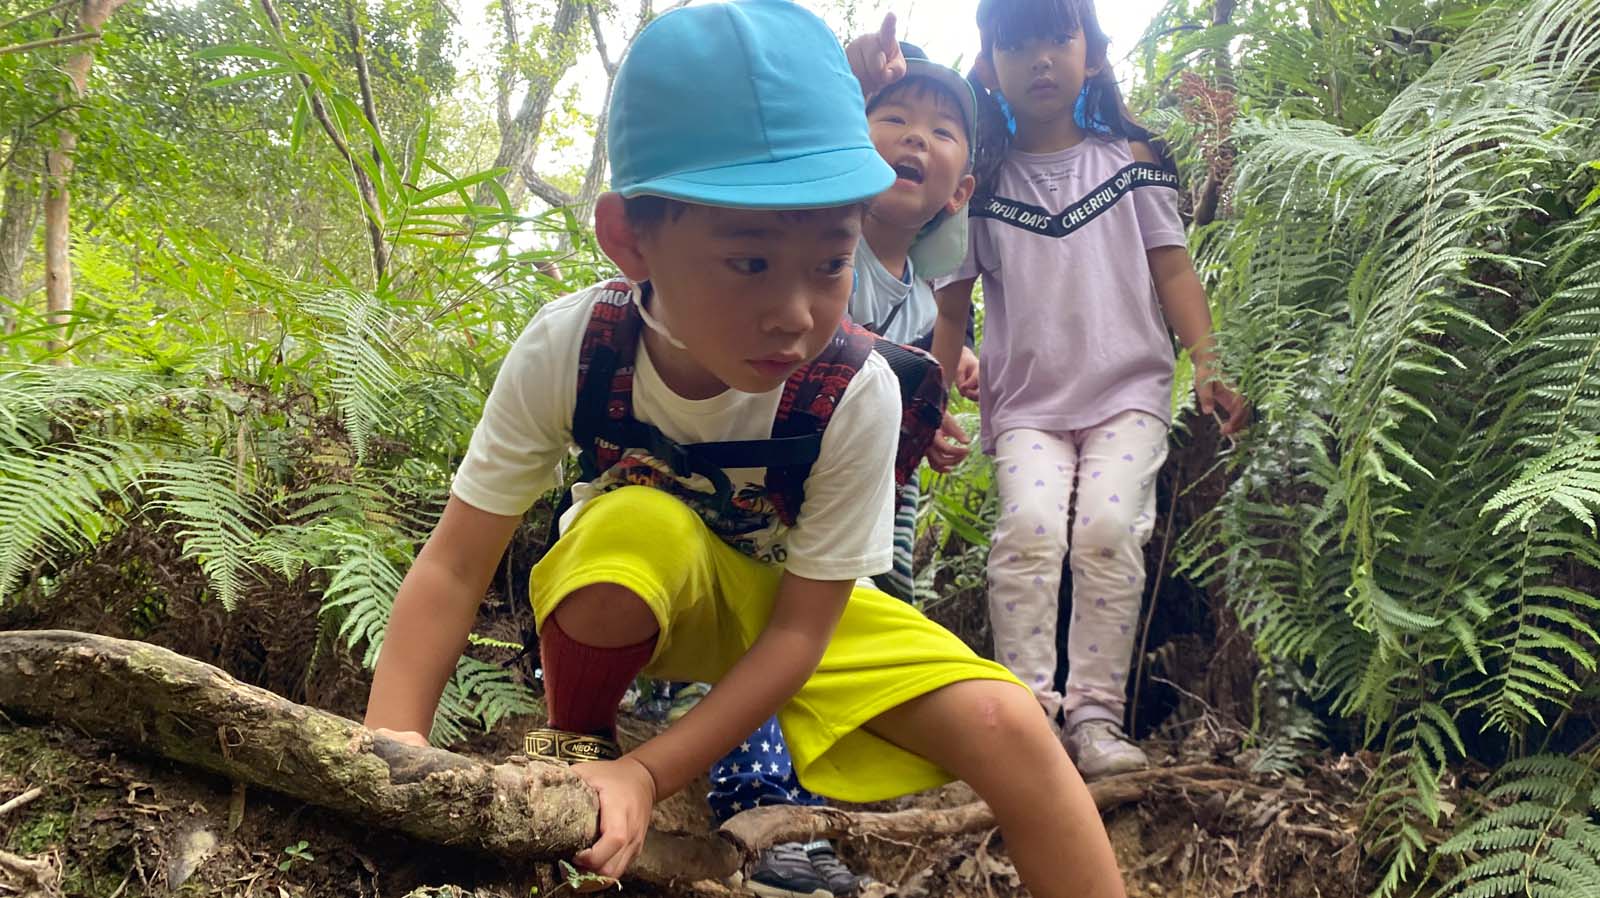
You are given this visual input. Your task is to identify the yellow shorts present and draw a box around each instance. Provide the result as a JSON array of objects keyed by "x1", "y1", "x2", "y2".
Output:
[{"x1": 530, "y1": 485, "x2": 1023, "y2": 802}]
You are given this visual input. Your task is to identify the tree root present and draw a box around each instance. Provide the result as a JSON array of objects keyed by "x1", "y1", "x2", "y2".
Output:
[
  {"x1": 0, "y1": 630, "x2": 1249, "y2": 888},
  {"x1": 0, "y1": 848, "x2": 62, "y2": 897}
]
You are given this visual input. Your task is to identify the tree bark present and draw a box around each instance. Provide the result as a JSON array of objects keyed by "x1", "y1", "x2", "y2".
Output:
[
  {"x1": 1193, "y1": 0, "x2": 1237, "y2": 227},
  {"x1": 0, "y1": 630, "x2": 737, "y2": 887},
  {"x1": 478, "y1": 0, "x2": 587, "y2": 212},
  {"x1": 0, "y1": 135, "x2": 43, "y2": 332},
  {"x1": 40, "y1": 0, "x2": 125, "y2": 361},
  {"x1": 256, "y1": 0, "x2": 389, "y2": 283},
  {"x1": 0, "y1": 629, "x2": 1251, "y2": 889}
]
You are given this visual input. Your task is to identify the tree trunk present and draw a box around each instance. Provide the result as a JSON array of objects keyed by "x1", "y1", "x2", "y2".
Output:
[
  {"x1": 478, "y1": 0, "x2": 587, "y2": 212},
  {"x1": 1193, "y1": 0, "x2": 1237, "y2": 227},
  {"x1": 0, "y1": 630, "x2": 1250, "y2": 889},
  {"x1": 0, "y1": 136, "x2": 42, "y2": 333},
  {"x1": 342, "y1": 0, "x2": 390, "y2": 281},
  {"x1": 41, "y1": 0, "x2": 125, "y2": 360},
  {"x1": 255, "y1": 0, "x2": 388, "y2": 283}
]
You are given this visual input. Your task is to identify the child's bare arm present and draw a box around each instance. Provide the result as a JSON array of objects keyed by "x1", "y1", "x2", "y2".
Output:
[
  {"x1": 630, "y1": 571, "x2": 849, "y2": 797},
  {"x1": 1148, "y1": 246, "x2": 1248, "y2": 436},
  {"x1": 363, "y1": 496, "x2": 523, "y2": 738},
  {"x1": 933, "y1": 276, "x2": 978, "y2": 388}
]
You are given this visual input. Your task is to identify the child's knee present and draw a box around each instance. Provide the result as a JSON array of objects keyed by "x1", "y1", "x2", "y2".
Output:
[
  {"x1": 1071, "y1": 511, "x2": 1151, "y2": 559},
  {"x1": 549, "y1": 582, "x2": 660, "y2": 646},
  {"x1": 995, "y1": 498, "x2": 1069, "y2": 555},
  {"x1": 963, "y1": 681, "x2": 1053, "y2": 747}
]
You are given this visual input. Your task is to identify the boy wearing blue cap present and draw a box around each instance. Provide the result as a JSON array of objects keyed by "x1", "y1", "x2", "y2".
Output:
[
  {"x1": 361, "y1": 2, "x2": 1124, "y2": 895},
  {"x1": 699, "y1": 34, "x2": 990, "y2": 898}
]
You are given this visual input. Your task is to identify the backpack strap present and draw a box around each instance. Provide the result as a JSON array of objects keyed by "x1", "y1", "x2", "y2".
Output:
[
  {"x1": 568, "y1": 285, "x2": 928, "y2": 531},
  {"x1": 870, "y1": 338, "x2": 948, "y2": 485},
  {"x1": 765, "y1": 321, "x2": 876, "y2": 526},
  {"x1": 571, "y1": 282, "x2": 827, "y2": 517},
  {"x1": 572, "y1": 281, "x2": 646, "y2": 481}
]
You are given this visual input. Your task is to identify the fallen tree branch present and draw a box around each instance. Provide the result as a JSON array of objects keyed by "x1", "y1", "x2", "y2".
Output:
[
  {"x1": 0, "y1": 631, "x2": 1257, "y2": 889},
  {"x1": 718, "y1": 765, "x2": 1233, "y2": 853},
  {"x1": 0, "y1": 786, "x2": 43, "y2": 818},
  {"x1": 0, "y1": 848, "x2": 61, "y2": 896},
  {"x1": 0, "y1": 630, "x2": 731, "y2": 887}
]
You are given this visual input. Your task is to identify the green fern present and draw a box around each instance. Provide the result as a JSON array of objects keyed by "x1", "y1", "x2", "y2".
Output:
[
  {"x1": 306, "y1": 290, "x2": 412, "y2": 466},
  {"x1": 147, "y1": 457, "x2": 272, "y2": 612},
  {"x1": 1435, "y1": 754, "x2": 1600, "y2": 898},
  {"x1": 0, "y1": 367, "x2": 160, "y2": 450},
  {"x1": 0, "y1": 440, "x2": 152, "y2": 600},
  {"x1": 1484, "y1": 439, "x2": 1600, "y2": 536},
  {"x1": 318, "y1": 527, "x2": 407, "y2": 669},
  {"x1": 430, "y1": 658, "x2": 542, "y2": 747},
  {"x1": 1162, "y1": 0, "x2": 1600, "y2": 894}
]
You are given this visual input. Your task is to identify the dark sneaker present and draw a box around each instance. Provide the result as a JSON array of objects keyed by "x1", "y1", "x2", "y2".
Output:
[
  {"x1": 666, "y1": 681, "x2": 711, "y2": 722},
  {"x1": 805, "y1": 841, "x2": 866, "y2": 896},
  {"x1": 747, "y1": 842, "x2": 830, "y2": 898}
]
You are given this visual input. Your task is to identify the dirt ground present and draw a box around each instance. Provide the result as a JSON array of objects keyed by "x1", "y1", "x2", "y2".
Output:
[{"x1": 0, "y1": 701, "x2": 1372, "y2": 898}]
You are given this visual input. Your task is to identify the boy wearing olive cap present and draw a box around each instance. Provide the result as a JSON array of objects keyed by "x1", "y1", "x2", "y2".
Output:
[{"x1": 361, "y1": 3, "x2": 1123, "y2": 894}]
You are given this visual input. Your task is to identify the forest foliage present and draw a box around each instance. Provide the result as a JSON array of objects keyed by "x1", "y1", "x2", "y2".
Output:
[{"x1": 3, "y1": 0, "x2": 1600, "y2": 894}]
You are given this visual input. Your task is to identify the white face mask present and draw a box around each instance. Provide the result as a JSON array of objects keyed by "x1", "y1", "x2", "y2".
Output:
[{"x1": 629, "y1": 279, "x2": 688, "y2": 350}]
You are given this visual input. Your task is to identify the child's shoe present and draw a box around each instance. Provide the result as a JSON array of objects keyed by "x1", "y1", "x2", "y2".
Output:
[
  {"x1": 805, "y1": 840, "x2": 866, "y2": 896},
  {"x1": 1062, "y1": 719, "x2": 1148, "y2": 781},
  {"x1": 631, "y1": 679, "x2": 674, "y2": 722},
  {"x1": 746, "y1": 842, "x2": 831, "y2": 897},
  {"x1": 666, "y1": 681, "x2": 711, "y2": 722}
]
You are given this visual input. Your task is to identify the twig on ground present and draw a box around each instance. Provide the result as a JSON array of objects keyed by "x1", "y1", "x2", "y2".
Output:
[{"x1": 0, "y1": 787, "x2": 43, "y2": 817}]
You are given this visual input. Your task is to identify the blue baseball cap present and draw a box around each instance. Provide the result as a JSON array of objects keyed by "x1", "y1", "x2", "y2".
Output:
[{"x1": 608, "y1": 0, "x2": 895, "y2": 210}]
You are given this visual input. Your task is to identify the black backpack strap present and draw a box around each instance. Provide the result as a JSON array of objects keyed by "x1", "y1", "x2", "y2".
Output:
[
  {"x1": 572, "y1": 281, "x2": 645, "y2": 480},
  {"x1": 871, "y1": 338, "x2": 948, "y2": 485},
  {"x1": 764, "y1": 322, "x2": 876, "y2": 525},
  {"x1": 567, "y1": 281, "x2": 784, "y2": 517}
]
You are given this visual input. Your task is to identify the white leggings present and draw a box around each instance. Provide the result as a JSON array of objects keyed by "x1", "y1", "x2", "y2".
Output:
[{"x1": 987, "y1": 410, "x2": 1168, "y2": 725}]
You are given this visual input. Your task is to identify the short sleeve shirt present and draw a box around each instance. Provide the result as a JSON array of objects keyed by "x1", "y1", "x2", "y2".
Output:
[
  {"x1": 848, "y1": 240, "x2": 937, "y2": 346},
  {"x1": 451, "y1": 284, "x2": 902, "y2": 581},
  {"x1": 951, "y1": 137, "x2": 1187, "y2": 452}
]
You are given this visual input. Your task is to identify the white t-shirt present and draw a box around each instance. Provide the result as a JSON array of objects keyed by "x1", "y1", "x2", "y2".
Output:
[
  {"x1": 849, "y1": 240, "x2": 936, "y2": 346},
  {"x1": 451, "y1": 283, "x2": 901, "y2": 582}
]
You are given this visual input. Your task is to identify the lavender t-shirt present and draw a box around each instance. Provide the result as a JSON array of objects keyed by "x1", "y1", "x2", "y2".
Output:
[{"x1": 952, "y1": 137, "x2": 1186, "y2": 453}]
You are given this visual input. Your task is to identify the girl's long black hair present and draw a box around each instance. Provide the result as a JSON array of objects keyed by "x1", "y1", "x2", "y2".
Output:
[{"x1": 970, "y1": 0, "x2": 1173, "y2": 191}]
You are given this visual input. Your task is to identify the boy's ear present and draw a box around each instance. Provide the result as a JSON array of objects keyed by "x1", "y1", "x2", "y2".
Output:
[
  {"x1": 973, "y1": 54, "x2": 999, "y2": 92},
  {"x1": 594, "y1": 192, "x2": 652, "y2": 282},
  {"x1": 945, "y1": 172, "x2": 977, "y2": 215}
]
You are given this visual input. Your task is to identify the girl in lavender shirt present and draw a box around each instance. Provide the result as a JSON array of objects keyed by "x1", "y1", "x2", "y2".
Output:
[{"x1": 926, "y1": 0, "x2": 1248, "y2": 780}]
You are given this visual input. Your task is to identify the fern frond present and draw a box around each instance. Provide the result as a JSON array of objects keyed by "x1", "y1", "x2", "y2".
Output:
[
  {"x1": 0, "y1": 441, "x2": 153, "y2": 600},
  {"x1": 147, "y1": 457, "x2": 271, "y2": 612},
  {"x1": 1436, "y1": 753, "x2": 1600, "y2": 898},
  {"x1": 306, "y1": 290, "x2": 410, "y2": 465},
  {"x1": 318, "y1": 527, "x2": 408, "y2": 668}
]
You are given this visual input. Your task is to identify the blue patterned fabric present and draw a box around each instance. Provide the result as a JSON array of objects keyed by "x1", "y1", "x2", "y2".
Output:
[{"x1": 706, "y1": 715, "x2": 823, "y2": 823}]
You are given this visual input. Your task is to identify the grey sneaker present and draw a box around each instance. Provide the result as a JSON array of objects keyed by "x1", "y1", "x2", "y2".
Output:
[
  {"x1": 747, "y1": 842, "x2": 830, "y2": 898},
  {"x1": 805, "y1": 841, "x2": 865, "y2": 896},
  {"x1": 1063, "y1": 719, "x2": 1149, "y2": 781}
]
